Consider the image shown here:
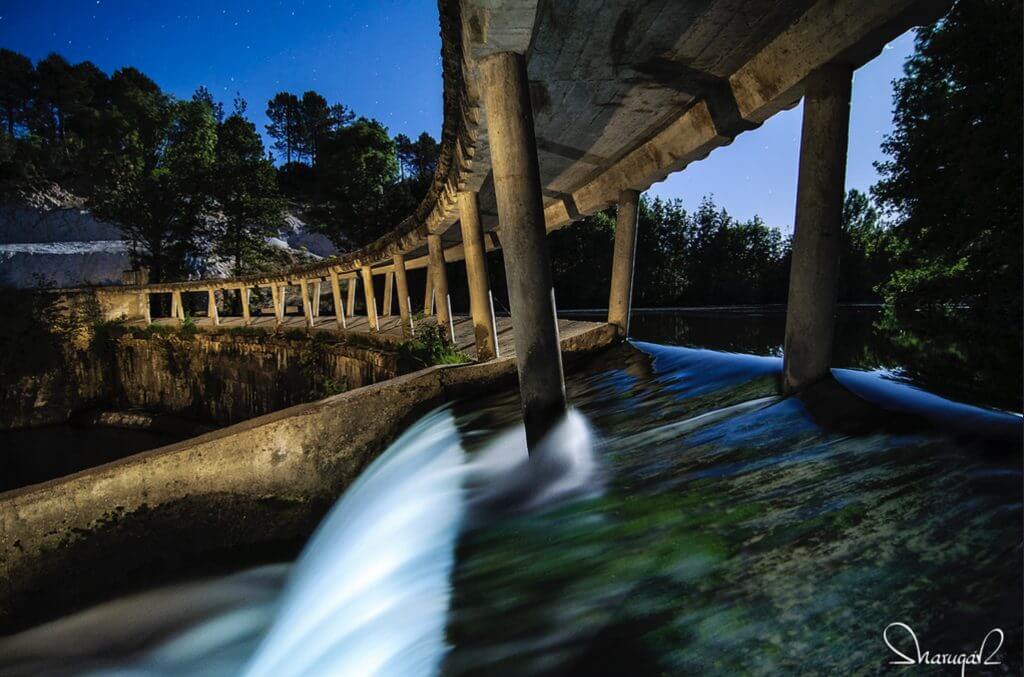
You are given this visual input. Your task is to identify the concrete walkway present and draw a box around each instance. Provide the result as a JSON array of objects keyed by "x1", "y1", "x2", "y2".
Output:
[{"x1": 144, "y1": 313, "x2": 605, "y2": 361}]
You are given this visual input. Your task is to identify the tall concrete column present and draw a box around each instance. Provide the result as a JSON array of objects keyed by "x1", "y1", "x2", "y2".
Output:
[
  {"x1": 270, "y1": 285, "x2": 284, "y2": 326},
  {"x1": 480, "y1": 50, "x2": 566, "y2": 448},
  {"x1": 423, "y1": 267, "x2": 434, "y2": 315},
  {"x1": 361, "y1": 265, "x2": 379, "y2": 331},
  {"x1": 172, "y1": 290, "x2": 184, "y2": 322},
  {"x1": 608, "y1": 189, "x2": 640, "y2": 336},
  {"x1": 207, "y1": 290, "x2": 219, "y2": 326},
  {"x1": 311, "y1": 280, "x2": 321, "y2": 317},
  {"x1": 427, "y1": 234, "x2": 453, "y2": 340},
  {"x1": 141, "y1": 292, "x2": 151, "y2": 325},
  {"x1": 783, "y1": 64, "x2": 853, "y2": 394},
  {"x1": 393, "y1": 253, "x2": 412, "y2": 337},
  {"x1": 346, "y1": 277, "x2": 357, "y2": 319},
  {"x1": 240, "y1": 287, "x2": 251, "y2": 325},
  {"x1": 382, "y1": 271, "x2": 394, "y2": 317},
  {"x1": 329, "y1": 270, "x2": 346, "y2": 329},
  {"x1": 459, "y1": 191, "x2": 499, "y2": 360},
  {"x1": 299, "y1": 279, "x2": 314, "y2": 330}
]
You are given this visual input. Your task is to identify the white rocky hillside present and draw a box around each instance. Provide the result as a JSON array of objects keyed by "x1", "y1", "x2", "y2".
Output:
[{"x1": 0, "y1": 185, "x2": 338, "y2": 289}]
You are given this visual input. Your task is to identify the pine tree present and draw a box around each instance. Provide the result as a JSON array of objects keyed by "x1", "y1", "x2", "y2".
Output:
[
  {"x1": 265, "y1": 92, "x2": 302, "y2": 164},
  {"x1": 0, "y1": 49, "x2": 34, "y2": 139}
]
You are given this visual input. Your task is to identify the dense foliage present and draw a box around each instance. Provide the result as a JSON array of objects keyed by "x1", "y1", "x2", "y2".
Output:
[
  {"x1": 873, "y1": 0, "x2": 1021, "y2": 318},
  {"x1": 545, "y1": 191, "x2": 882, "y2": 309}
]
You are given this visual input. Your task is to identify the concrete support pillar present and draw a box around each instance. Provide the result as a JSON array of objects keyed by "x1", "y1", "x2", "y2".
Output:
[
  {"x1": 240, "y1": 287, "x2": 251, "y2": 325},
  {"x1": 427, "y1": 234, "x2": 453, "y2": 340},
  {"x1": 299, "y1": 280, "x2": 315, "y2": 330},
  {"x1": 270, "y1": 285, "x2": 284, "y2": 326},
  {"x1": 361, "y1": 265, "x2": 379, "y2": 331},
  {"x1": 608, "y1": 188, "x2": 640, "y2": 336},
  {"x1": 207, "y1": 290, "x2": 220, "y2": 326},
  {"x1": 459, "y1": 191, "x2": 499, "y2": 360},
  {"x1": 480, "y1": 50, "x2": 567, "y2": 448},
  {"x1": 311, "y1": 280, "x2": 321, "y2": 317},
  {"x1": 172, "y1": 290, "x2": 184, "y2": 322},
  {"x1": 347, "y1": 277, "x2": 357, "y2": 318},
  {"x1": 141, "y1": 292, "x2": 151, "y2": 325},
  {"x1": 393, "y1": 253, "x2": 412, "y2": 337},
  {"x1": 423, "y1": 267, "x2": 434, "y2": 315},
  {"x1": 382, "y1": 271, "x2": 394, "y2": 317},
  {"x1": 329, "y1": 270, "x2": 346, "y2": 329},
  {"x1": 782, "y1": 64, "x2": 853, "y2": 394}
]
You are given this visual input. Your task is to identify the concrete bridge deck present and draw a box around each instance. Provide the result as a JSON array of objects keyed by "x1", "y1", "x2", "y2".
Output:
[{"x1": 143, "y1": 314, "x2": 605, "y2": 361}]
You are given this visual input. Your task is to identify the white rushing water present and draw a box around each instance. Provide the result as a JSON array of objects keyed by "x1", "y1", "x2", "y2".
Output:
[{"x1": 0, "y1": 407, "x2": 598, "y2": 677}]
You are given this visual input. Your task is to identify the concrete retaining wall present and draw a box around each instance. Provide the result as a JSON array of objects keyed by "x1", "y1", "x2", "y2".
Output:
[{"x1": 0, "y1": 323, "x2": 617, "y2": 631}]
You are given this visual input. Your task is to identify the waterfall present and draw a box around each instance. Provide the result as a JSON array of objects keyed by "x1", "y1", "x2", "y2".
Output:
[{"x1": 0, "y1": 407, "x2": 598, "y2": 677}]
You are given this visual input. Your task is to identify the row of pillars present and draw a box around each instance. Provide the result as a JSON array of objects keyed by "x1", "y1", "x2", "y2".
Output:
[
  {"x1": 602, "y1": 64, "x2": 854, "y2": 397},
  {"x1": 143, "y1": 56, "x2": 853, "y2": 449},
  {"x1": 144, "y1": 194, "x2": 503, "y2": 362}
]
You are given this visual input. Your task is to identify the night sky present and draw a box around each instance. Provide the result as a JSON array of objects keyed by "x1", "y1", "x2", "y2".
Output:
[{"x1": 0, "y1": 1, "x2": 915, "y2": 230}]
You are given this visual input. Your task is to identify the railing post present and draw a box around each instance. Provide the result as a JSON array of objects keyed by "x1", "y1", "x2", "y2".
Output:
[
  {"x1": 423, "y1": 267, "x2": 434, "y2": 315},
  {"x1": 459, "y1": 191, "x2": 499, "y2": 360},
  {"x1": 346, "y1": 276, "x2": 358, "y2": 319},
  {"x1": 311, "y1": 280, "x2": 321, "y2": 317},
  {"x1": 207, "y1": 289, "x2": 220, "y2": 326},
  {"x1": 361, "y1": 265, "x2": 379, "y2": 331},
  {"x1": 329, "y1": 270, "x2": 346, "y2": 329},
  {"x1": 427, "y1": 234, "x2": 453, "y2": 340},
  {"x1": 299, "y1": 279, "x2": 314, "y2": 331},
  {"x1": 393, "y1": 253, "x2": 413, "y2": 337},
  {"x1": 270, "y1": 284, "x2": 284, "y2": 326},
  {"x1": 783, "y1": 64, "x2": 853, "y2": 393},
  {"x1": 172, "y1": 290, "x2": 184, "y2": 322},
  {"x1": 608, "y1": 188, "x2": 640, "y2": 336},
  {"x1": 480, "y1": 50, "x2": 567, "y2": 449},
  {"x1": 382, "y1": 271, "x2": 394, "y2": 317},
  {"x1": 241, "y1": 287, "x2": 251, "y2": 325}
]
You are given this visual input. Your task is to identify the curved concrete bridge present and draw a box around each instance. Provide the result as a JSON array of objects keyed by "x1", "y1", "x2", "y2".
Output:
[
  {"x1": 98, "y1": 0, "x2": 950, "y2": 444},
  {"x1": 3, "y1": 0, "x2": 951, "y2": 629}
]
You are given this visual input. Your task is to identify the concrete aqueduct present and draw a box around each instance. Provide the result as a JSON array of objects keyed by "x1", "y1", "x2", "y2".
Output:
[{"x1": 1, "y1": 0, "x2": 951, "y2": 628}]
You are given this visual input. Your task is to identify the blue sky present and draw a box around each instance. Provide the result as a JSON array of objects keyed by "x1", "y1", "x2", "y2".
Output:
[{"x1": 0, "y1": 0, "x2": 914, "y2": 231}]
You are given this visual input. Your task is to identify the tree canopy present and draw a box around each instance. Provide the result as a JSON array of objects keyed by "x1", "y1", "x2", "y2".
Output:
[{"x1": 873, "y1": 0, "x2": 1021, "y2": 318}]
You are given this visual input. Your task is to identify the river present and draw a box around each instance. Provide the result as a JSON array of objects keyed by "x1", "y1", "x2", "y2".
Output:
[{"x1": 0, "y1": 307, "x2": 1020, "y2": 675}]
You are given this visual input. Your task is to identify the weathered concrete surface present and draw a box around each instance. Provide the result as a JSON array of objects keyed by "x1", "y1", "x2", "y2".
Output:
[
  {"x1": 0, "y1": 322, "x2": 616, "y2": 632},
  {"x1": 1, "y1": 331, "x2": 399, "y2": 430},
  {"x1": 783, "y1": 65, "x2": 853, "y2": 393},
  {"x1": 482, "y1": 50, "x2": 567, "y2": 449}
]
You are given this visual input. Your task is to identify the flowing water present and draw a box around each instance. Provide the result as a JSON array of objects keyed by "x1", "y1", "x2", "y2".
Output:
[{"x1": 1, "y1": 320, "x2": 1020, "y2": 675}]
